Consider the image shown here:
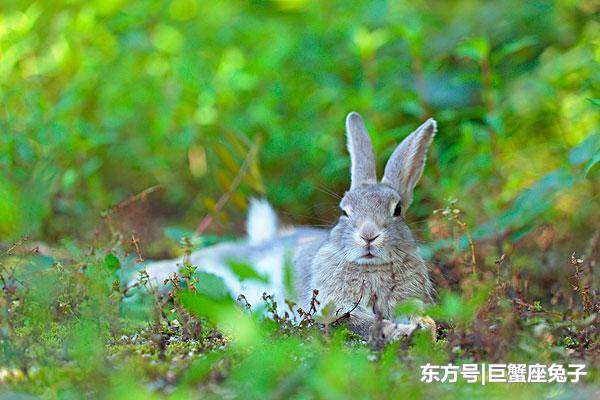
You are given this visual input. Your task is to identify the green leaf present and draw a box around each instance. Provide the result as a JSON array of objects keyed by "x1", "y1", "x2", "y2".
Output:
[
  {"x1": 352, "y1": 27, "x2": 389, "y2": 58},
  {"x1": 394, "y1": 298, "x2": 426, "y2": 316},
  {"x1": 227, "y1": 261, "x2": 269, "y2": 284},
  {"x1": 493, "y1": 36, "x2": 537, "y2": 63},
  {"x1": 283, "y1": 252, "x2": 296, "y2": 300},
  {"x1": 151, "y1": 24, "x2": 183, "y2": 54},
  {"x1": 584, "y1": 149, "x2": 600, "y2": 177},
  {"x1": 179, "y1": 290, "x2": 260, "y2": 345},
  {"x1": 104, "y1": 253, "x2": 120, "y2": 271},
  {"x1": 455, "y1": 37, "x2": 489, "y2": 63},
  {"x1": 472, "y1": 168, "x2": 574, "y2": 241},
  {"x1": 439, "y1": 292, "x2": 464, "y2": 319},
  {"x1": 568, "y1": 133, "x2": 600, "y2": 165},
  {"x1": 179, "y1": 290, "x2": 234, "y2": 324},
  {"x1": 321, "y1": 301, "x2": 335, "y2": 318},
  {"x1": 193, "y1": 272, "x2": 231, "y2": 300},
  {"x1": 428, "y1": 287, "x2": 490, "y2": 324},
  {"x1": 587, "y1": 98, "x2": 600, "y2": 107},
  {"x1": 316, "y1": 301, "x2": 337, "y2": 324}
]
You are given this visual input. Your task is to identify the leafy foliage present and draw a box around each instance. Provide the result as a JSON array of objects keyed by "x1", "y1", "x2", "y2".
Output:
[
  {"x1": 0, "y1": 0, "x2": 599, "y2": 398},
  {"x1": 1, "y1": 0, "x2": 598, "y2": 243}
]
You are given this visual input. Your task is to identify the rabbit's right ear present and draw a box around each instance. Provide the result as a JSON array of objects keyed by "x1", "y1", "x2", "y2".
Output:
[
  {"x1": 381, "y1": 118, "x2": 436, "y2": 212},
  {"x1": 346, "y1": 112, "x2": 376, "y2": 189}
]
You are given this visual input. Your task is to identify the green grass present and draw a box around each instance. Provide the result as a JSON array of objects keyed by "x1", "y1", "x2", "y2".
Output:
[
  {"x1": 0, "y1": 0, "x2": 599, "y2": 398},
  {"x1": 0, "y1": 223, "x2": 597, "y2": 398}
]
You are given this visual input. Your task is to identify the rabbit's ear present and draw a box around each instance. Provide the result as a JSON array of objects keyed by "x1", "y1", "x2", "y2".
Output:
[
  {"x1": 381, "y1": 118, "x2": 436, "y2": 212},
  {"x1": 346, "y1": 112, "x2": 377, "y2": 188}
]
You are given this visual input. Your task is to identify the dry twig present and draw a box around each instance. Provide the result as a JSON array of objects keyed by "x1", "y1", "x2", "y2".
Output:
[{"x1": 195, "y1": 143, "x2": 259, "y2": 234}]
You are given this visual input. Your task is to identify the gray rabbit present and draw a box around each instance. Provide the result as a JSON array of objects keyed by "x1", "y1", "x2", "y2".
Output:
[
  {"x1": 294, "y1": 112, "x2": 436, "y2": 341},
  {"x1": 139, "y1": 112, "x2": 436, "y2": 341}
]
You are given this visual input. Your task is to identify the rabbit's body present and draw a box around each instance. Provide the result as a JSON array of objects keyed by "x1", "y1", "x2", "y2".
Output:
[{"x1": 293, "y1": 112, "x2": 437, "y2": 340}]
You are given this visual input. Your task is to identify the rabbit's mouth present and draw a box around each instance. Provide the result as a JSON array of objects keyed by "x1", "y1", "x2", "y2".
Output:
[
  {"x1": 363, "y1": 244, "x2": 379, "y2": 259},
  {"x1": 356, "y1": 248, "x2": 385, "y2": 264}
]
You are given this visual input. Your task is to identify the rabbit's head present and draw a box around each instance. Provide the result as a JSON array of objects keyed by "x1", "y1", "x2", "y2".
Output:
[{"x1": 330, "y1": 112, "x2": 436, "y2": 265}]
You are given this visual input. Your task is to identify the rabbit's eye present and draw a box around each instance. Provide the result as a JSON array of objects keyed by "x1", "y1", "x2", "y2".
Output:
[
  {"x1": 393, "y1": 202, "x2": 402, "y2": 217},
  {"x1": 340, "y1": 209, "x2": 349, "y2": 218}
]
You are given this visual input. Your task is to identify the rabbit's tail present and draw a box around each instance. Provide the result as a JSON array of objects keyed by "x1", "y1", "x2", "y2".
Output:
[{"x1": 246, "y1": 198, "x2": 278, "y2": 245}]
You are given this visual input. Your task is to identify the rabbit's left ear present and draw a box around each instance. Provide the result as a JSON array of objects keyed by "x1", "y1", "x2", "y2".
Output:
[{"x1": 381, "y1": 118, "x2": 436, "y2": 212}]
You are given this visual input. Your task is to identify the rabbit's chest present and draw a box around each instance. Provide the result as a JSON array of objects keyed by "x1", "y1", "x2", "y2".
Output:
[{"x1": 337, "y1": 264, "x2": 409, "y2": 316}]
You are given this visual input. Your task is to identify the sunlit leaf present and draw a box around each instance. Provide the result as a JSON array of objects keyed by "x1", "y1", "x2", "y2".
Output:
[
  {"x1": 227, "y1": 261, "x2": 269, "y2": 283},
  {"x1": 193, "y1": 271, "x2": 232, "y2": 300},
  {"x1": 568, "y1": 133, "x2": 600, "y2": 165},
  {"x1": 584, "y1": 150, "x2": 600, "y2": 177},
  {"x1": 104, "y1": 253, "x2": 120, "y2": 272},
  {"x1": 455, "y1": 37, "x2": 489, "y2": 63},
  {"x1": 493, "y1": 36, "x2": 538, "y2": 63},
  {"x1": 587, "y1": 98, "x2": 600, "y2": 107},
  {"x1": 394, "y1": 298, "x2": 426, "y2": 316},
  {"x1": 151, "y1": 24, "x2": 183, "y2": 54}
]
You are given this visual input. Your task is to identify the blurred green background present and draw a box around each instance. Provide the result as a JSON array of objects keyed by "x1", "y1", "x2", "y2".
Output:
[
  {"x1": 1, "y1": 1, "x2": 599, "y2": 398},
  {"x1": 0, "y1": 0, "x2": 598, "y2": 250}
]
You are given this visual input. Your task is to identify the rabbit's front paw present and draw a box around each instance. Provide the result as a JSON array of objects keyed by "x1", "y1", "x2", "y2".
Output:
[
  {"x1": 382, "y1": 321, "x2": 418, "y2": 342},
  {"x1": 415, "y1": 316, "x2": 437, "y2": 339}
]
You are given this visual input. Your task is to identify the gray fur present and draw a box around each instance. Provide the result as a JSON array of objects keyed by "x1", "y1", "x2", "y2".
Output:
[
  {"x1": 381, "y1": 118, "x2": 437, "y2": 213},
  {"x1": 294, "y1": 113, "x2": 436, "y2": 342},
  {"x1": 346, "y1": 112, "x2": 377, "y2": 188}
]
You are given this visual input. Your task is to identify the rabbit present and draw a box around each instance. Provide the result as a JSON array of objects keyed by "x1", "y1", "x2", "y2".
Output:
[
  {"x1": 293, "y1": 112, "x2": 437, "y2": 341},
  {"x1": 139, "y1": 112, "x2": 437, "y2": 342}
]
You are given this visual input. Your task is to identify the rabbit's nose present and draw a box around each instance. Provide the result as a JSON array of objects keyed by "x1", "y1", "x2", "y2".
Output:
[{"x1": 360, "y1": 233, "x2": 380, "y2": 243}]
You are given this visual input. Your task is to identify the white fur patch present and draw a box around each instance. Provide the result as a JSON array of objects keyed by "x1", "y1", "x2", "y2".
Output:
[{"x1": 246, "y1": 198, "x2": 278, "y2": 245}]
